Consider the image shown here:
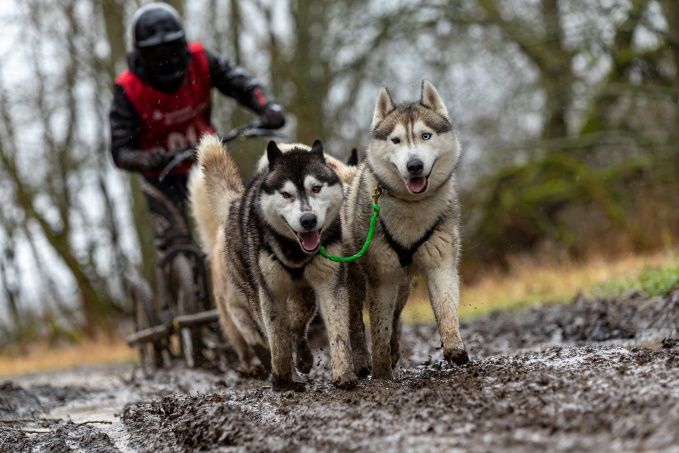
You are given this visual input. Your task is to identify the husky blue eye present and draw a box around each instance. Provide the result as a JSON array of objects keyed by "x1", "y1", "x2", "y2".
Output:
[
  {"x1": 421, "y1": 132, "x2": 432, "y2": 140},
  {"x1": 391, "y1": 138, "x2": 401, "y2": 144}
]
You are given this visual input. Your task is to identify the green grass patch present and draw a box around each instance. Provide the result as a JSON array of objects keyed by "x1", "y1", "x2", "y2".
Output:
[{"x1": 593, "y1": 261, "x2": 679, "y2": 299}]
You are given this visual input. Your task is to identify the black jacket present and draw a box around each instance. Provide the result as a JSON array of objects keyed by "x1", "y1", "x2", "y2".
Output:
[{"x1": 110, "y1": 48, "x2": 269, "y2": 174}]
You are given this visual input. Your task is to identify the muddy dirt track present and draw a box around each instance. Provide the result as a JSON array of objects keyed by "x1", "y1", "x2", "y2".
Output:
[{"x1": 2, "y1": 290, "x2": 678, "y2": 452}]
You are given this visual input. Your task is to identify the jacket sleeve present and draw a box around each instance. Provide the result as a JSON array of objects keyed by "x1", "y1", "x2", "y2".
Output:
[
  {"x1": 206, "y1": 49, "x2": 271, "y2": 114},
  {"x1": 109, "y1": 84, "x2": 152, "y2": 172}
]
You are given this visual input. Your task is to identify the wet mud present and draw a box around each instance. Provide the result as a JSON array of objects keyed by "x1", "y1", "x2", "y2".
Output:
[{"x1": 2, "y1": 290, "x2": 678, "y2": 452}]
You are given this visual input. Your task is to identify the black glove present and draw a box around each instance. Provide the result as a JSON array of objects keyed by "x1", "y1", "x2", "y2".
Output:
[
  {"x1": 113, "y1": 148, "x2": 176, "y2": 172},
  {"x1": 141, "y1": 149, "x2": 176, "y2": 170},
  {"x1": 258, "y1": 103, "x2": 286, "y2": 129}
]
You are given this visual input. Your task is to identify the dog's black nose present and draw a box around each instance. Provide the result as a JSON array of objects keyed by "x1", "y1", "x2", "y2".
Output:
[
  {"x1": 300, "y1": 213, "x2": 317, "y2": 230},
  {"x1": 407, "y1": 158, "x2": 424, "y2": 176}
]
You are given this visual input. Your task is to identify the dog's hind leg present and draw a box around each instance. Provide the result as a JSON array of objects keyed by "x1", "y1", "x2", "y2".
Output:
[
  {"x1": 348, "y1": 266, "x2": 371, "y2": 378},
  {"x1": 368, "y1": 281, "x2": 400, "y2": 379},
  {"x1": 227, "y1": 291, "x2": 270, "y2": 372},
  {"x1": 211, "y1": 253, "x2": 255, "y2": 369},
  {"x1": 288, "y1": 289, "x2": 316, "y2": 374},
  {"x1": 215, "y1": 289, "x2": 253, "y2": 366},
  {"x1": 390, "y1": 279, "x2": 413, "y2": 369}
]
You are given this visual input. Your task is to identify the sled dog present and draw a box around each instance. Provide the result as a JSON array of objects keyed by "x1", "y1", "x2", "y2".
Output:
[
  {"x1": 343, "y1": 80, "x2": 470, "y2": 379},
  {"x1": 189, "y1": 136, "x2": 356, "y2": 390}
]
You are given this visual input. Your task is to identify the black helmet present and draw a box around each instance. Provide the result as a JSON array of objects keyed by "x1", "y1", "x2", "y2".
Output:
[
  {"x1": 131, "y1": 3, "x2": 188, "y2": 91},
  {"x1": 132, "y1": 3, "x2": 185, "y2": 48}
]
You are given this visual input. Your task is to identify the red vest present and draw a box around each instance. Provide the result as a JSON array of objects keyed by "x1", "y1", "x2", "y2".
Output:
[{"x1": 115, "y1": 42, "x2": 216, "y2": 177}]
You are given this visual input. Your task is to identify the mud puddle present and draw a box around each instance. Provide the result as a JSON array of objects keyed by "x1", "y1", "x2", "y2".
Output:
[{"x1": 1, "y1": 290, "x2": 678, "y2": 452}]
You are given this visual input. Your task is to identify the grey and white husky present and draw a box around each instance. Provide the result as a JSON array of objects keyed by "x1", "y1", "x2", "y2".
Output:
[
  {"x1": 189, "y1": 136, "x2": 357, "y2": 390},
  {"x1": 343, "y1": 80, "x2": 470, "y2": 379}
]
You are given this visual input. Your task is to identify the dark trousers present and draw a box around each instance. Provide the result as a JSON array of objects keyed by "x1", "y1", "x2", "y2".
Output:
[{"x1": 139, "y1": 174, "x2": 192, "y2": 251}]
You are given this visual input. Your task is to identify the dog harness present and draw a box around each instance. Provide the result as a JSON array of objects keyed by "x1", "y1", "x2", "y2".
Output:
[
  {"x1": 262, "y1": 243, "x2": 307, "y2": 280},
  {"x1": 379, "y1": 215, "x2": 445, "y2": 267}
]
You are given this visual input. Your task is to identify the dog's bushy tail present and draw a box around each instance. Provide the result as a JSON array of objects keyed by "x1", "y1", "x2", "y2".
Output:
[
  {"x1": 188, "y1": 134, "x2": 244, "y2": 255},
  {"x1": 325, "y1": 153, "x2": 358, "y2": 187}
]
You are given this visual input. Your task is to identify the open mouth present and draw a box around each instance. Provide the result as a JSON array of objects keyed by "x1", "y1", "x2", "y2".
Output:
[
  {"x1": 296, "y1": 229, "x2": 321, "y2": 253},
  {"x1": 404, "y1": 176, "x2": 429, "y2": 194}
]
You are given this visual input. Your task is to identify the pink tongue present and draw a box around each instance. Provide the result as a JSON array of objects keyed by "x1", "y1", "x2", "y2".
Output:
[
  {"x1": 406, "y1": 176, "x2": 427, "y2": 193},
  {"x1": 299, "y1": 230, "x2": 321, "y2": 251}
]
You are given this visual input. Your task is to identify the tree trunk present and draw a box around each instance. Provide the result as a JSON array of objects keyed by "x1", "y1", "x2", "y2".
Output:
[
  {"x1": 99, "y1": 0, "x2": 159, "y2": 295},
  {"x1": 290, "y1": 1, "x2": 330, "y2": 144},
  {"x1": 166, "y1": 0, "x2": 185, "y2": 17},
  {"x1": 660, "y1": 0, "x2": 679, "y2": 138},
  {"x1": 229, "y1": 0, "x2": 241, "y2": 65}
]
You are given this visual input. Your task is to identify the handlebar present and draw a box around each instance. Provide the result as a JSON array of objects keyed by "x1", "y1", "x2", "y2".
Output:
[{"x1": 158, "y1": 122, "x2": 286, "y2": 182}]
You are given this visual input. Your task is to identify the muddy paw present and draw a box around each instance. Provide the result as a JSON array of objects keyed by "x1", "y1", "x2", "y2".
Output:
[
  {"x1": 271, "y1": 374, "x2": 305, "y2": 392},
  {"x1": 333, "y1": 372, "x2": 358, "y2": 390},
  {"x1": 295, "y1": 344, "x2": 314, "y2": 374},
  {"x1": 444, "y1": 347, "x2": 470, "y2": 366}
]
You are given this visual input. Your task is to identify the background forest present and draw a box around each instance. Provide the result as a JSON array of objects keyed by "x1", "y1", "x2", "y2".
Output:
[{"x1": 1, "y1": 0, "x2": 678, "y2": 346}]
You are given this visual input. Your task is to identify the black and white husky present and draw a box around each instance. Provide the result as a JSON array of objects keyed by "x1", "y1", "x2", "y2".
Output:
[
  {"x1": 189, "y1": 136, "x2": 357, "y2": 390},
  {"x1": 343, "y1": 81, "x2": 470, "y2": 379}
]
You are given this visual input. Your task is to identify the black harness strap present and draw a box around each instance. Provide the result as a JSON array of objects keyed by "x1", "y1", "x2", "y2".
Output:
[
  {"x1": 279, "y1": 262, "x2": 306, "y2": 279},
  {"x1": 262, "y1": 244, "x2": 307, "y2": 279},
  {"x1": 380, "y1": 216, "x2": 444, "y2": 267}
]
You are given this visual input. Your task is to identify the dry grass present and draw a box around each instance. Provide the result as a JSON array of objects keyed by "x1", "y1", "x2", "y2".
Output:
[
  {"x1": 403, "y1": 249, "x2": 679, "y2": 324},
  {"x1": 0, "y1": 337, "x2": 135, "y2": 378}
]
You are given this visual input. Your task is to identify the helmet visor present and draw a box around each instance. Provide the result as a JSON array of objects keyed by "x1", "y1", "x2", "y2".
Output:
[{"x1": 139, "y1": 39, "x2": 188, "y2": 83}]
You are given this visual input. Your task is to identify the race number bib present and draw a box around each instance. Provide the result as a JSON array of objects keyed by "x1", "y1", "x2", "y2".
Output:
[{"x1": 166, "y1": 125, "x2": 198, "y2": 151}]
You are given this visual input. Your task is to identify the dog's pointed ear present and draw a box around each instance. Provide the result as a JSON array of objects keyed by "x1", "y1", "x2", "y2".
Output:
[
  {"x1": 420, "y1": 80, "x2": 449, "y2": 120},
  {"x1": 266, "y1": 140, "x2": 282, "y2": 171},
  {"x1": 371, "y1": 87, "x2": 395, "y2": 129},
  {"x1": 311, "y1": 139, "x2": 325, "y2": 163}
]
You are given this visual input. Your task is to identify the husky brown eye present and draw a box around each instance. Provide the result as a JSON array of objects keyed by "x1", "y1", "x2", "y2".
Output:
[
  {"x1": 421, "y1": 132, "x2": 432, "y2": 140},
  {"x1": 281, "y1": 191, "x2": 292, "y2": 199},
  {"x1": 312, "y1": 185, "x2": 322, "y2": 194},
  {"x1": 391, "y1": 137, "x2": 400, "y2": 144}
]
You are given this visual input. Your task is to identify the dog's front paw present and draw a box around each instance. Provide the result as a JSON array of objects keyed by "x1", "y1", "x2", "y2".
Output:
[
  {"x1": 271, "y1": 374, "x2": 305, "y2": 392},
  {"x1": 444, "y1": 347, "x2": 470, "y2": 366},
  {"x1": 333, "y1": 372, "x2": 358, "y2": 390}
]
